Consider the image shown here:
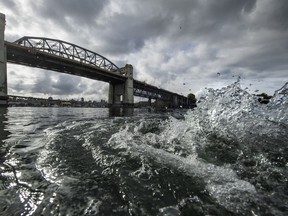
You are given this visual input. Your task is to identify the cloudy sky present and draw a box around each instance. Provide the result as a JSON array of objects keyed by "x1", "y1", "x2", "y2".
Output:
[{"x1": 1, "y1": 0, "x2": 288, "y2": 101}]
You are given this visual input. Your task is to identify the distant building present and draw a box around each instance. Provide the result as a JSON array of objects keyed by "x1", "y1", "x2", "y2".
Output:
[{"x1": 61, "y1": 101, "x2": 71, "y2": 107}]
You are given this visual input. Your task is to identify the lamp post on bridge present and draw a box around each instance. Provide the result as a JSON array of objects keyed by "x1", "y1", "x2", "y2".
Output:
[{"x1": 0, "y1": 13, "x2": 8, "y2": 106}]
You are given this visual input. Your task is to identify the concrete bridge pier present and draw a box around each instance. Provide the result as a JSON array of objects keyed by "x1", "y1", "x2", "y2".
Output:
[
  {"x1": 0, "y1": 13, "x2": 8, "y2": 107},
  {"x1": 148, "y1": 98, "x2": 152, "y2": 106},
  {"x1": 180, "y1": 96, "x2": 188, "y2": 107},
  {"x1": 108, "y1": 64, "x2": 134, "y2": 107},
  {"x1": 172, "y1": 94, "x2": 179, "y2": 108}
]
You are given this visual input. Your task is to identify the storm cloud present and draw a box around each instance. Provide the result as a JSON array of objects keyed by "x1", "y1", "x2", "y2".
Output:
[{"x1": 2, "y1": 0, "x2": 288, "y2": 100}]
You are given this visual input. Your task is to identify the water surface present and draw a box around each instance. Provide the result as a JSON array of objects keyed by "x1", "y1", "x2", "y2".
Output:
[{"x1": 0, "y1": 82, "x2": 287, "y2": 215}]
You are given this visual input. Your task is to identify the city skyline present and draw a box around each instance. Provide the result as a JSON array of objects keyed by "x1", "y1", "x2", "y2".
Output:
[{"x1": 1, "y1": 0, "x2": 288, "y2": 101}]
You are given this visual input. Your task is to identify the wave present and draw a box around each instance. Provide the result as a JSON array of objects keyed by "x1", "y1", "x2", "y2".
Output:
[{"x1": 1, "y1": 82, "x2": 287, "y2": 215}]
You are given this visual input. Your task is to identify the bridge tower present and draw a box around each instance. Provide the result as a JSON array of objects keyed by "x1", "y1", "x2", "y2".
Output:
[
  {"x1": 108, "y1": 64, "x2": 134, "y2": 107},
  {"x1": 0, "y1": 13, "x2": 7, "y2": 106}
]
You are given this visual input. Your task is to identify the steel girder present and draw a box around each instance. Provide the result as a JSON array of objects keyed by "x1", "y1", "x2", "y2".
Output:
[
  {"x1": 133, "y1": 81, "x2": 173, "y2": 100},
  {"x1": 7, "y1": 37, "x2": 190, "y2": 104},
  {"x1": 14, "y1": 36, "x2": 121, "y2": 73},
  {"x1": 6, "y1": 41, "x2": 127, "y2": 83},
  {"x1": 133, "y1": 88, "x2": 170, "y2": 100}
]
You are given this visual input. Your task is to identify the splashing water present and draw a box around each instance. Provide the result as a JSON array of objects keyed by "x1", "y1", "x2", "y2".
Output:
[{"x1": 0, "y1": 82, "x2": 287, "y2": 215}]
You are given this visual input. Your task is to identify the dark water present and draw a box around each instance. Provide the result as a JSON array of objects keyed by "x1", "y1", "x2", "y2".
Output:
[{"x1": 0, "y1": 82, "x2": 287, "y2": 216}]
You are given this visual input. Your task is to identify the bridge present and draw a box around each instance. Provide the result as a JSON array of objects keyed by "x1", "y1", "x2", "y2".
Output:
[{"x1": 0, "y1": 13, "x2": 193, "y2": 107}]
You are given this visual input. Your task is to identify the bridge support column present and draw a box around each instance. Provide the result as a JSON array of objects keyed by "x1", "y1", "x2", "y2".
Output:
[
  {"x1": 108, "y1": 64, "x2": 134, "y2": 107},
  {"x1": 172, "y1": 95, "x2": 179, "y2": 108},
  {"x1": 148, "y1": 98, "x2": 152, "y2": 106},
  {"x1": 0, "y1": 13, "x2": 7, "y2": 107}
]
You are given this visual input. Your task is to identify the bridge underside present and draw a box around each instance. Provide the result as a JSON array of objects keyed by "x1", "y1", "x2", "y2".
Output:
[
  {"x1": 6, "y1": 42, "x2": 127, "y2": 84},
  {"x1": 0, "y1": 12, "x2": 193, "y2": 107},
  {"x1": 0, "y1": 18, "x2": 191, "y2": 108},
  {"x1": 3, "y1": 42, "x2": 192, "y2": 108},
  {"x1": 134, "y1": 80, "x2": 172, "y2": 100},
  {"x1": 5, "y1": 43, "x2": 190, "y2": 107}
]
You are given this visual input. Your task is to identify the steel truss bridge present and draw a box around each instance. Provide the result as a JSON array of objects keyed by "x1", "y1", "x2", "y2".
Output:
[{"x1": 5, "y1": 36, "x2": 190, "y2": 106}]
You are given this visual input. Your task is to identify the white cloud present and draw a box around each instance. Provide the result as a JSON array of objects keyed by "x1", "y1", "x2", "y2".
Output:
[{"x1": 1, "y1": 0, "x2": 288, "y2": 100}]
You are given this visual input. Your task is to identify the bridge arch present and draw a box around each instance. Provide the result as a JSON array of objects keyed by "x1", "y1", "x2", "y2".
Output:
[
  {"x1": 1, "y1": 13, "x2": 190, "y2": 107},
  {"x1": 14, "y1": 36, "x2": 121, "y2": 73}
]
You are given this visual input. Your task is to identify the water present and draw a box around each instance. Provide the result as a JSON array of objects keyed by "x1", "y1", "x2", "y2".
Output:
[{"x1": 0, "y1": 82, "x2": 287, "y2": 216}]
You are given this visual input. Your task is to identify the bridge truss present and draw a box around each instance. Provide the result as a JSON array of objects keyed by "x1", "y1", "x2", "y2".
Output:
[
  {"x1": 133, "y1": 81, "x2": 172, "y2": 100},
  {"x1": 14, "y1": 36, "x2": 121, "y2": 74},
  {"x1": 6, "y1": 36, "x2": 190, "y2": 106}
]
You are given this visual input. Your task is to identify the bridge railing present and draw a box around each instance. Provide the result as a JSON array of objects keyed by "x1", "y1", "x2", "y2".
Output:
[{"x1": 14, "y1": 36, "x2": 121, "y2": 73}]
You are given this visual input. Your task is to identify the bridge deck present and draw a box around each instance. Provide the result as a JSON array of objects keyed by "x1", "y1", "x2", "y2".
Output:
[
  {"x1": 5, "y1": 42, "x2": 127, "y2": 84},
  {"x1": 5, "y1": 41, "x2": 188, "y2": 102}
]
